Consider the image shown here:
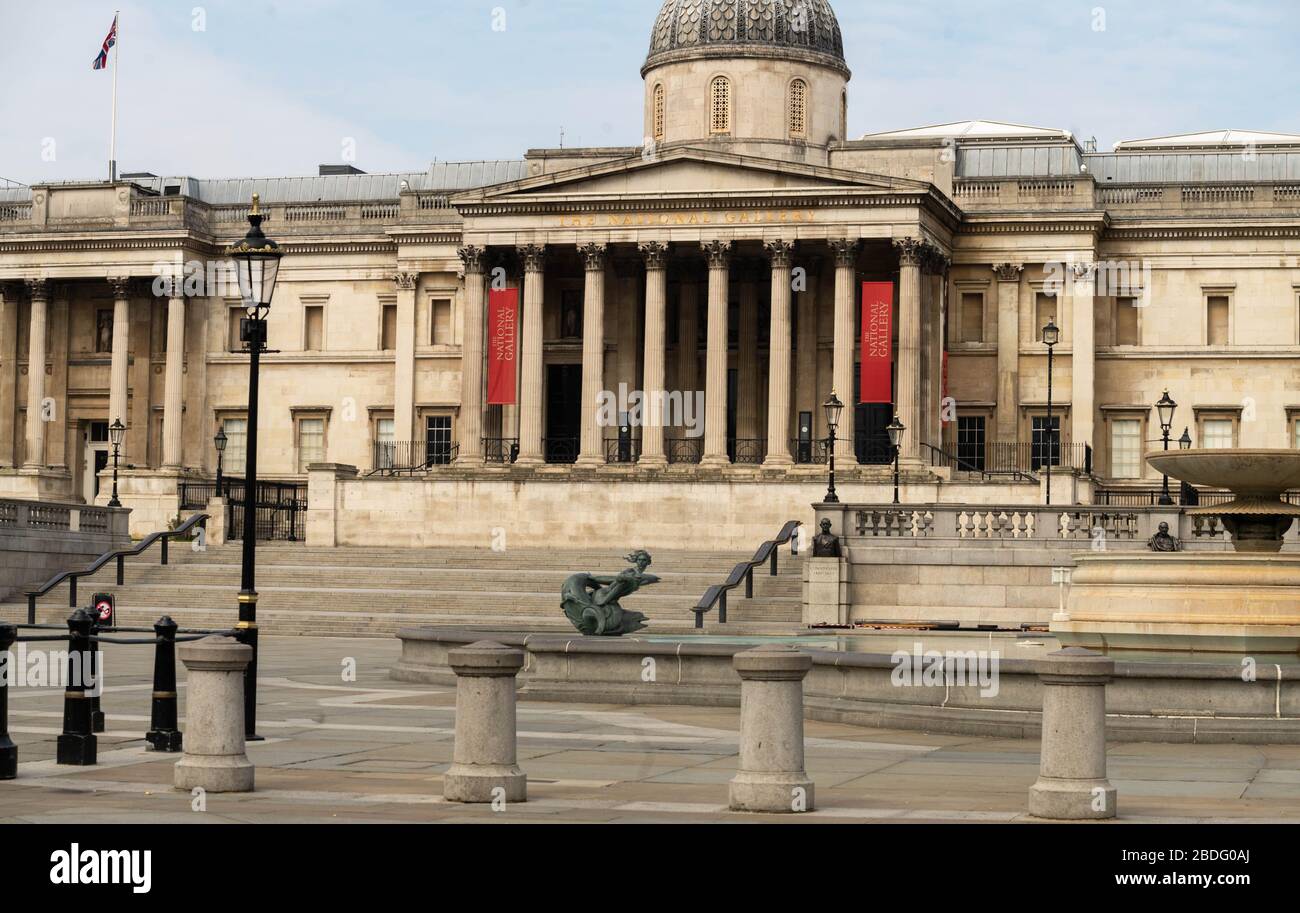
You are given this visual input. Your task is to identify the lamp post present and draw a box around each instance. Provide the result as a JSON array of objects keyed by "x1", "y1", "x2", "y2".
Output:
[
  {"x1": 887, "y1": 417, "x2": 906, "y2": 505},
  {"x1": 213, "y1": 429, "x2": 228, "y2": 498},
  {"x1": 1179, "y1": 427, "x2": 1192, "y2": 450},
  {"x1": 1156, "y1": 390, "x2": 1178, "y2": 506},
  {"x1": 1042, "y1": 318, "x2": 1060, "y2": 506},
  {"x1": 107, "y1": 419, "x2": 125, "y2": 508},
  {"x1": 227, "y1": 194, "x2": 282, "y2": 741},
  {"x1": 822, "y1": 392, "x2": 844, "y2": 504}
]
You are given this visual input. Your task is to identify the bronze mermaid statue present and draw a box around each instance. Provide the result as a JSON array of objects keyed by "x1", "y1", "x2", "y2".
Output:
[{"x1": 561, "y1": 550, "x2": 660, "y2": 636}]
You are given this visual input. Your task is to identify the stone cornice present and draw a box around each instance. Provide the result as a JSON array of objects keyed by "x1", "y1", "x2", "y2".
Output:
[{"x1": 1103, "y1": 224, "x2": 1300, "y2": 240}]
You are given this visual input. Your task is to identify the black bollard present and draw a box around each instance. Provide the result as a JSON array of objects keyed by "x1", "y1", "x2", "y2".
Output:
[
  {"x1": 87, "y1": 613, "x2": 105, "y2": 734},
  {"x1": 145, "y1": 617, "x2": 182, "y2": 752},
  {"x1": 57, "y1": 609, "x2": 97, "y2": 766},
  {"x1": 0, "y1": 624, "x2": 16, "y2": 779}
]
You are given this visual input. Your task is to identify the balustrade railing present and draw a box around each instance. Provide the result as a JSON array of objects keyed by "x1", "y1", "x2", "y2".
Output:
[
  {"x1": 728, "y1": 438, "x2": 767, "y2": 465},
  {"x1": 668, "y1": 438, "x2": 703, "y2": 465},
  {"x1": 484, "y1": 438, "x2": 519, "y2": 465},
  {"x1": 604, "y1": 438, "x2": 642, "y2": 465}
]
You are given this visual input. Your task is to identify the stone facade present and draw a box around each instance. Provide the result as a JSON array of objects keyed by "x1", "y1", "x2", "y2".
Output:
[{"x1": 3, "y1": 0, "x2": 1300, "y2": 540}]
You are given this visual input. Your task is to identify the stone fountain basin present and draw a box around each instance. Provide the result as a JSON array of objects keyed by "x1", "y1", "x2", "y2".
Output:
[{"x1": 1147, "y1": 449, "x2": 1300, "y2": 498}]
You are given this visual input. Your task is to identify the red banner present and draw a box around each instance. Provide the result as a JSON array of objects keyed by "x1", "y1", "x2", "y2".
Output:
[
  {"x1": 487, "y1": 288, "x2": 518, "y2": 406},
  {"x1": 860, "y1": 282, "x2": 894, "y2": 404}
]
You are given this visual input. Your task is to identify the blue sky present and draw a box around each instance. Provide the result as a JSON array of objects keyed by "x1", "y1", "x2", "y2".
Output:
[{"x1": 1, "y1": 0, "x2": 1297, "y2": 183}]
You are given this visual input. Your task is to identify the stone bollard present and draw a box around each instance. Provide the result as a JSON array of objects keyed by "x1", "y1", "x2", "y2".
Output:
[
  {"x1": 1029, "y1": 647, "x2": 1117, "y2": 820},
  {"x1": 729, "y1": 644, "x2": 815, "y2": 813},
  {"x1": 443, "y1": 641, "x2": 526, "y2": 804},
  {"x1": 175, "y1": 636, "x2": 254, "y2": 793}
]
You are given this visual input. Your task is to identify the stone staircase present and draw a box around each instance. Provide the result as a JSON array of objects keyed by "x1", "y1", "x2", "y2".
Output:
[{"x1": 1, "y1": 543, "x2": 804, "y2": 637}]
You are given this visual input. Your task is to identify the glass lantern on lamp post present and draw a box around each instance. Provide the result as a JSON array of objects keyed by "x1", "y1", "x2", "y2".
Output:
[
  {"x1": 887, "y1": 417, "x2": 906, "y2": 505},
  {"x1": 107, "y1": 419, "x2": 125, "y2": 508},
  {"x1": 1042, "y1": 318, "x2": 1060, "y2": 506},
  {"x1": 1156, "y1": 390, "x2": 1178, "y2": 506},
  {"x1": 823, "y1": 393, "x2": 844, "y2": 504},
  {"x1": 213, "y1": 429, "x2": 228, "y2": 498}
]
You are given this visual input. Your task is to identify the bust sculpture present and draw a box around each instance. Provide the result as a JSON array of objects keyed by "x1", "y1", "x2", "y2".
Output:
[
  {"x1": 561, "y1": 550, "x2": 660, "y2": 636},
  {"x1": 811, "y1": 519, "x2": 842, "y2": 558},
  {"x1": 1147, "y1": 521, "x2": 1182, "y2": 553}
]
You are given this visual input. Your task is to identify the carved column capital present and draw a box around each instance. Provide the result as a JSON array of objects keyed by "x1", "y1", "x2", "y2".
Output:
[
  {"x1": 26, "y1": 278, "x2": 50, "y2": 302},
  {"x1": 1071, "y1": 261, "x2": 1097, "y2": 281},
  {"x1": 457, "y1": 245, "x2": 487, "y2": 276},
  {"x1": 394, "y1": 271, "x2": 419, "y2": 292},
  {"x1": 516, "y1": 244, "x2": 547, "y2": 273},
  {"x1": 992, "y1": 262, "x2": 1025, "y2": 282},
  {"x1": 763, "y1": 240, "x2": 795, "y2": 269},
  {"x1": 579, "y1": 242, "x2": 608, "y2": 272},
  {"x1": 893, "y1": 237, "x2": 926, "y2": 269},
  {"x1": 639, "y1": 241, "x2": 668, "y2": 270},
  {"x1": 701, "y1": 239, "x2": 733, "y2": 269},
  {"x1": 922, "y1": 246, "x2": 951, "y2": 276},
  {"x1": 108, "y1": 276, "x2": 132, "y2": 300},
  {"x1": 828, "y1": 238, "x2": 859, "y2": 267}
]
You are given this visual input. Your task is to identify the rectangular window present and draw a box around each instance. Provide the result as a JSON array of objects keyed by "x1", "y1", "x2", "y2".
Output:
[
  {"x1": 955, "y1": 416, "x2": 986, "y2": 471},
  {"x1": 381, "y1": 304, "x2": 397, "y2": 351},
  {"x1": 961, "y1": 293, "x2": 984, "y2": 344},
  {"x1": 1031, "y1": 416, "x2": 1061, "y2": 470},
  {"x1": 227, "y1": 308, "x2": 244, "y2": 352},
  {"x1": 1202, "y1": 418, "x2": 1234, "y2": 449},
  {"x1": 222, "y1": 418, "x2": 247, "y2": 470},
  {"x1": 1110, "y1": 419, "x2": 1142, "y2": 479},
  {"x1": 1207, "y1": 296, "x2": 1230, "y2": 346},
  {"x1": 304, "y1": 306, "x2": 324, "y2": 351},
  {"x1": 1114, "y1": 297, "x2": 1140, "y2": 346},
  {"x1": 430, "y1": 299, "x2": 452, "y2": 345},
  {"x1": 425, "y1": 415, "x2": 453, "y2": 466},
  {"x1": 1293, "y1": 419, "x2": 1300, "y2": 450},
  {"x1": 297, "y1": 418, "x2": 326, "y2": 472},
  {"x1": 375, "y1": 418, "x2": 396, "y2": 469},
  {"x1": 1035, "y1": 293, "x2": 1058, "y2": 343}
]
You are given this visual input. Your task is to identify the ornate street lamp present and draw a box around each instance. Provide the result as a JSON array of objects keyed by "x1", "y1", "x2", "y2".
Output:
[
  {"x1": 887, "y1": 417, "x2": 906, "y2": 505},
  {"x1": 822, "y1": 392, "x2": 844, "y2": 504},
  {"x1": 1042, "y1": 318, "x2": 1060, "y2": 505},
  {"x1": 1155, "y1": 390, "x2": 1178, "y2": 506},
  {"x1": 1179, "y1": 427, "x2": 1192, "y2": 450},
  {"x1": 226, "y1": 194, "x2": 282, "y2": 741},
  {"x1": 213, "y1": 428, "x2": 228, "y2": 498},
  {"x1": 107, "y1": 418, "x2": 125, "y2": 508}
]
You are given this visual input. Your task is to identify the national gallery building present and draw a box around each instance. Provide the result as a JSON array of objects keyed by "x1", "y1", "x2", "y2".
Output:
[{"x1": 3, "y1": 0, "x2": 1300, "y2": 545}]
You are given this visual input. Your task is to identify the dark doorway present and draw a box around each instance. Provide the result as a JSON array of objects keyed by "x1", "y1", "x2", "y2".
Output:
[
  {"x1": 853, "y1": 363, "x2": 896, "y2": 465},
  {"x1": 726, "y1": 368, "x2": 738, "y2": 461},
  {"x1": 545, "y1": 364, "x2": 582, "y2": 464}
]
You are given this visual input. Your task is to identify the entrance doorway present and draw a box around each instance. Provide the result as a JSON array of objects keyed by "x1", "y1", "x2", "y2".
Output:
[
  {"x1": 545, "y1": 364, "x2": 582, "y2": 464},
  {"x1": 82, "y1": 421, "x2": 110, "y2": 504}
]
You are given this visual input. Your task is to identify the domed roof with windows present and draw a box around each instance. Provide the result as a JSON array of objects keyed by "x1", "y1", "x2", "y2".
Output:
[{"x1": 644, "y1": 0, "x2": 848, "y2": 76}]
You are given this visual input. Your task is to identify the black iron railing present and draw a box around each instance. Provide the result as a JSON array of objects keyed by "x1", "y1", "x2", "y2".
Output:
[
  {"x1": 923, "y1": 441, "x2": 1092, "y2": 479},
  {"x1": 604, "y1": 438, "x2": 642, "y2": 464},
  {"x1": 728, "y1": 438, "x2": 768, "y2": 465},
  {"x1": 543, "y1": 437, "x2": 579, "y2": 465},
  {"x1": 668, "y1": 438, "x2": 704, "y2": 465},
  {"x1": 791, "y1": 439, "x2": 830, "y2": 466},
  {"x1": 23, "y1": 514, "x2": 209, "y2": 625},
  {"x1": 178, "y1": 480, "x2": 218, "y2": 510},
  {"x1": 693, "y1": 520, "x2": 802, "y2": 629},
  {"x1": 370, "y1": 440, "x2": 459, "y2": 475},
  {"x1": 484, "y1": 438, "x2": 519, "y2": 464},
  {"x1": 225, "y1": 480, "x2": 307, "y2": 543}
]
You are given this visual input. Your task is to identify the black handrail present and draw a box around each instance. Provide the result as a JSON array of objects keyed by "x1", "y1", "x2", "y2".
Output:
[
  {"x1": 692, "y1": 520, "x2": 802, "y2": 629},
  {"x1": 920, "y1": 442, "x2": 1041, "y2": 484},
  {"x1": 23, "y1": 513, "x2": 209, "y2": 624}
]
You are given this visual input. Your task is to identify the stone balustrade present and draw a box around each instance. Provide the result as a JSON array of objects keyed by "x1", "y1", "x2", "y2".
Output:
[{"x1": 0, "y1": 497, "x2": 130, "y2": 601}]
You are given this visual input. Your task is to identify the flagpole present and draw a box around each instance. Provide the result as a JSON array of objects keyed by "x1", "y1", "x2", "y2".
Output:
[{"x1": 109, "y1": 11, "x2": 119, "y2": 182}]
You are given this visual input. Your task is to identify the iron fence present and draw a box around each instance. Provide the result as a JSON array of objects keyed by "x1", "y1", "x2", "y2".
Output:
[
  {"x1": 605, "y1": 438, "x2": 642, "y2": 464},
  {"x1": 484, "y1": 438, "x2": 519, "y2": 465},
  {"x1": 225, "y1": 479, "x2": 308, "y2": 542},
  {"x1": 370, "y1": 440, "x2": 459, "y2": 475}
]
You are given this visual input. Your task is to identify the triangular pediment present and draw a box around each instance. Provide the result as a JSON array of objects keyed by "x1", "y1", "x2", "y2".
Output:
[{"x1": 451, "y1": 147, "x2": 930, "y2": 204}]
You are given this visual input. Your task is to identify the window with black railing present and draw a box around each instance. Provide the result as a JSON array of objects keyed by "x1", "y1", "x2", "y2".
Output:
[{"x1": 956, "y1": 416, "x2": 986, "y2": 472}]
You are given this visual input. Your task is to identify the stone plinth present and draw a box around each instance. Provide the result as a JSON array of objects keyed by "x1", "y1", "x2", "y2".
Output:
[
  {"x1": 802, "y1": 557, "x2": 848, "y2": 626},
  {"x1": 174, "y1": 636, "x2": 254, "y2": 793},
  {"x1": 443, "y1": 641, "x2": 527, "y2": 804},
  {"x1": 729, "y1": 644, "x2": 814, "y2": 813},
  {"x1": 1028, "y1": 647, "x2": 1116, "y2": 820}
]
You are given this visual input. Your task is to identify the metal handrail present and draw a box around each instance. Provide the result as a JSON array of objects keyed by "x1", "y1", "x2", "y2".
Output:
[
  {"x1": 23, "y1": 513, "x2": 209, "y2": 624},
  {"x1": 920, "y1": 441, "x2": 1042, "y2": 483},
  {"x1": 692, "y1": 520, "x2": 802, "y2": 629}
]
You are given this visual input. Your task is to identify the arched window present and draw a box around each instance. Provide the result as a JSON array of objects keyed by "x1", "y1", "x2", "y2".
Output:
[
  {"x1": 788, "y1": 79, "x2": 808, "y2": 138},
  {"x1": 710, "y1": 76, "x2": 731, "y2": 135},
  {"x1": 653, "y1": 83, "x2": 665, "y2": 141}
]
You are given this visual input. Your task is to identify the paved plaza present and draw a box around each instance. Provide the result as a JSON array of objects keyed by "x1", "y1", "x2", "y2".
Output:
[{"x1": 1, "y1": 636, "x2": 1298, "y2": 824}]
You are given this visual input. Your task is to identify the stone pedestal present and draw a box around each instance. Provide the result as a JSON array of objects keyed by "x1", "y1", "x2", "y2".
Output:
[
  {"x1": 1028, "y1": 647, "x2": 1116, "y2": 820},
  {"x1": 205, "y1": 496, "x2": 227, "y2": 547},
  {"x1": 174, "y1": 636, "x2": 255, "y2": 793},
  {"x1": 802, "y1": 557, "x2": 848, "y2": 626},
  {"x1": 729, "y1": 645, "x2": 815, "y2": 813},
  {"x1": 444, "y1": 641, "x2": 527, "y2": 803}
]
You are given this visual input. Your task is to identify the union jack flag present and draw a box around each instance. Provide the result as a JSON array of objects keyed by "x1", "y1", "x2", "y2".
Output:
[{"x1": 92, "y1": 15, "x2": 118, "y2": 70}]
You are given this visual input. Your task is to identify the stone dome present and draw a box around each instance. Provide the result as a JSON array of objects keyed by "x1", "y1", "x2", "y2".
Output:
[{"x1": 644, "y1": 0, "x2": 848, "y2": 77}]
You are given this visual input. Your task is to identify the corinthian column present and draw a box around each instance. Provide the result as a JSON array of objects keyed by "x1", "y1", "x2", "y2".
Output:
[
  {"x1": 458, "y1": 247, "x2": 487, "y2": 467},
  {"x1": 0, "y1": 284, "x2": 16, "y2": 467},
  {"x1": 515, "y1": 245, "x2": 547, "y2": 465},
  {"x1": 108, "y1": 277, "x2": 131, "y2": 434},
  {"x1": 393, "y1": 271, "x2": 418, "y2": 444},
  {"x1": 829, "y1": 239, "x2": 858, "y2": 462},
  {"x1": 577, "y1": 243, "x2": 608, "y2": 467},
  {"x1": 639, "y1": 242, "x2": 668, "y2": 468},
  {"x1": 161, "y1": 287, "x2": 187, "y2": 469},
  {"x1": 1071, "y1": 261, "x2": 1097, "y2": 452},
  {"x1": 700, "y1": 240, "x2": 732, "y2": 468},
  {"x1": 894, "y1": 238, "x2": 924, "y2": 463},
  {"x1": 764, "y1": 241, "x2": 795, "y2": 467},
  {"x1": 23, "y1": 279, "x2": 49, "y2": 469},
  {"x1": 993, "y1": 263, "x2": 1025, "y2": 441}
]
